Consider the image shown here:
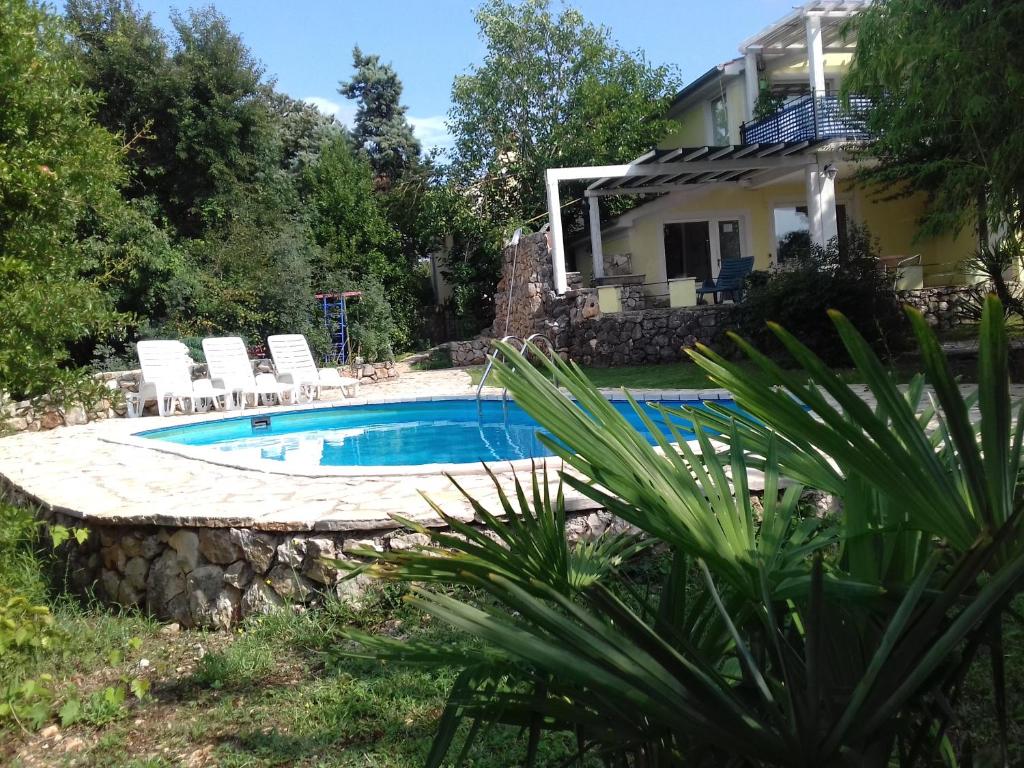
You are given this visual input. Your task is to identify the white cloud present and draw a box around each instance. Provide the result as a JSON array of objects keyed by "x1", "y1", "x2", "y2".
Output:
[
  {"x1": 303, "y1": 96, "x2": 358, "y2": 128},
  {"x1": 409, "y1": 115, "x2": 454, "y2": 153}
]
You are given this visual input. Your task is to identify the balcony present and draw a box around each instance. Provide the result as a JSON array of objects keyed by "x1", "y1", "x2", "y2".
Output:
[{"x1": 740, "y1": 94, "x2": 873, "y2": 145}]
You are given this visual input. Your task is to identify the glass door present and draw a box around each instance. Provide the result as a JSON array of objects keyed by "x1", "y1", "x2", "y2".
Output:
[
  {"x1": 664, "y1": 222, "x2": 712, "y2": 283},
  {"x1": 718, "y1": 220, "x2": 742, "y2": 264}
]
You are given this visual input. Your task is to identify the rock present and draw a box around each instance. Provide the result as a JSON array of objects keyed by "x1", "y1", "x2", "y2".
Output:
[
  {"x1": 223, "y1": 560, "x2": 252, "y2": 589},
  {"x1": 160, "y1": 622, "x2": 181, "y2": 635},
  {"x1": 387, "y1": 532, "x2": 431, "y2": 551},
  {"x1": 101, "y1": 544, "x2": 127, "y2": 573},
  {"x1": 334, "y1": 572, "x2": 376, "y2": 606},
  {"x1": 229, "y1": 528, "x2": 277, "y2": 572},
  {"x1": 276, "y1": 537, "x2": 307, "y2": 568},
  {"x1": 123, "y1": 556, "x2": 149, "y2": 592},
  {"x1": 198, "y1": 528, "x2": 244, "y2": 564},
  {"x1": 302, "y1": 537, "x2": 339, "y2": 584},
  {"x1": 39, "y1": 410, "x2": 63, "y2": 430},
  {"x1": 241, "y1": 580, "x2": 285, "y2": 617},
  {"x1": 63, "y1": 405, "x2": 88, "y2": 426},
  {"x1": 167, "y1": 530, "x2": 200, "y2": 573},
  {"x1": 342, "y1": 538, "x2": 384, "y2": 555},
  {"x1": 187, "y1": 565, "x2": 240, "y2": 630},
  {"x1": 146, "y1": 549, "x2": 186, "y2": 615},
  {"x1": 100, "y1": 568, "x2": 121, "y2": 601},
  {"x1": 4, "y1": 417, "x2": 28, "y2": 432},
  {"x1": 266, "y1": 564, "x2": 316, "y2": 601}
]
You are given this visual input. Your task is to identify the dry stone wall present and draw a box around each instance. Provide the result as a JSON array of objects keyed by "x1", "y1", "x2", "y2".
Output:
[
  {"x1": 570, "y1": 305, "x2": 736, "y2": 367},
  {"x1": 897, "y1": 285, "x2": 975, "y2": 330},
  {"x1": 35, "y1": 503, "x2": 637, "y2": 629}
]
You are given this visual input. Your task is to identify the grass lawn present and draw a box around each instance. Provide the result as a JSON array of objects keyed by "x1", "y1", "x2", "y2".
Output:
[
  {"x1": 0, "y1": 503, "x2": 591, "y2": 768},
  {"x1": 466, "y1": 360, "x2": 749, "y2": 390},
  {"x1": 466, "y1": 358, "x2": 923, "y2": 390}
]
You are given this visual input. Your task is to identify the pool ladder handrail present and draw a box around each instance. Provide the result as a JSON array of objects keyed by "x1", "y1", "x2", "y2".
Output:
[{"x1": 476, "y1": 333, "x2": 557, "y2": 417}]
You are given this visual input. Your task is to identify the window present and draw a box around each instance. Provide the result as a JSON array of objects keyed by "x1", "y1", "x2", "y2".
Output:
[
  {"x1": 772, "y1": 204, "x2": 848, "y2": 264},
  {"x1": 710, "y1": 96, "x2": 729, "y2": 145}
]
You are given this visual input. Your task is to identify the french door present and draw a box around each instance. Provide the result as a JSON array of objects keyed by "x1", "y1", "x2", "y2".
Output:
[{"x1": 664, "y1": 218, "x2": 743, "y2": 282}]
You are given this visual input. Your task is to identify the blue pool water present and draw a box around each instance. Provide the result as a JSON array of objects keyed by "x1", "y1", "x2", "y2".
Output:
[{"x1": 137, "y1": 398, "x2": 738, "y2": 468}]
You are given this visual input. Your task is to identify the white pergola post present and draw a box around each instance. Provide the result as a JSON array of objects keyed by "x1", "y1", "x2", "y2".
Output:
[
  {"x1": 545, "y1": 170, "x2": 568, "y2": 294},
  {"x1": 744, "y1": 50, "x2": 759, "y2": 119},
  {"x1": 587, "y1": 194, "x2": 604, "y2": 279},
  {"x1": 805, "y1": 15, "x2": 826, "y2": 96},
  {"x1": 805, "y1": 162, "x2": 838, "y2": 248}
]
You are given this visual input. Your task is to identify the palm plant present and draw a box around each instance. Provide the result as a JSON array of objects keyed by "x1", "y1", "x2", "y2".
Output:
[{"x1": 343, "y1": 296, "x2": 1024, "y2": 767}]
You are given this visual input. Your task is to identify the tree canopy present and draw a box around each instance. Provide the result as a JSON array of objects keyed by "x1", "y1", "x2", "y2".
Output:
[
  {"x1": 339, "y1": 47, "x2": 422, "y2": 185},
  {"x1": 844, "y1": 0, "x2": 1024, "y2": 244},
  {"x1": 0, "y1": 0, "x2": 125, "y2": 396},
  {"x1": 449, "y1": 0, "x2": 679, "y2": 226}
]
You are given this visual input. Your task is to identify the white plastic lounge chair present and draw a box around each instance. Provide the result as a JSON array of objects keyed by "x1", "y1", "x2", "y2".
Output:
[
  {"x1": 137, "y1": 340, "x2": 228, "y2": 417},
  {"x1": 202, "y1": 336, "x2": 297, "y2": 409},
  {"x1": 267, "y1": 334, "x2": 359, "y2": 401}
]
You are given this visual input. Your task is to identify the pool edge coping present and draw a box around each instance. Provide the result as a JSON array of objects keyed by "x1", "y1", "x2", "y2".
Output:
[{"x1": 105, "y1": 389, "x2": 733, "y2": 478}]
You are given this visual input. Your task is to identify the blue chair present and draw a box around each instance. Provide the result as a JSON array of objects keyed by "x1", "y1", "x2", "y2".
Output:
[{"x1": 696, "y1": 257, "x2": 755, "y2": 304}]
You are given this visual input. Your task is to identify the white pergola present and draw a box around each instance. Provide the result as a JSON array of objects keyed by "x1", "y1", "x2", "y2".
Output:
[
  {"x1": 543, "y1": 0, "x2": 870, "y2": 294},
  {"x1": 740, "y1": 1, "x2": 870, "y2": 115},
  {"x1": 544, "y1": 142, "x2": 840, "y2": 294}
]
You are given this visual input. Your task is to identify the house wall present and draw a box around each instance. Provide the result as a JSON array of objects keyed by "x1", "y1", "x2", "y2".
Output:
[
  {"x1": 660, "y1": 52, "x2": 857, "y2": 151},
  {"x1": 599, "y1": 180, "x2": 973, "y2": 295},
  {"x1": 660, "y1": 77, "x2": 746, "y2": 149}
]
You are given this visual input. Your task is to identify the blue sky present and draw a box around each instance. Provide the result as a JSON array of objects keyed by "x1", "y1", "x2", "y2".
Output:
[{"x1": 126, "y1": 0, "x2": 798, "y2": 152}]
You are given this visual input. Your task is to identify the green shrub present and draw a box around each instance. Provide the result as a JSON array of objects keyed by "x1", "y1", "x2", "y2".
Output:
[{"x1": 738, "y1": 223, "x2": 909, "y2": 365}]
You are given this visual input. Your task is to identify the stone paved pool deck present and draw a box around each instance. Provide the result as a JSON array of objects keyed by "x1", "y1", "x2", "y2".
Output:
[{"x1": 0, "y1": 368, "x2": 733, "y2": 533}]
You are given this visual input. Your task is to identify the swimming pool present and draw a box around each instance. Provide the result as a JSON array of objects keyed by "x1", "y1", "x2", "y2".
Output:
[{"x1": 137, "y1": 397, "x2": 738, "y2": 469}]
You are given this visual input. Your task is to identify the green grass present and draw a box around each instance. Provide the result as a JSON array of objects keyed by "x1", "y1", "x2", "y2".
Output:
[
  {"x1": 467, "y1": 359, "x2": 922, "y2": 390},
  {"x1": 0, "y1": 502, "x2": 591, "y2": 767},
  {"x1": 467, "y1": 360, "x2": 735, "y2": 390}
]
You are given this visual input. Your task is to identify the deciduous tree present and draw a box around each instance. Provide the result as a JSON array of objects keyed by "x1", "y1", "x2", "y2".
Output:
[
  {"x1": 844, "y1": 0, "x2": 1024, "y2": 245},
  {"x1": 448, "y1": 0, "x2": 679, "y2": 227},
  {"x1": 0, "y1": 0, "x2": 125, "y2": 397}
]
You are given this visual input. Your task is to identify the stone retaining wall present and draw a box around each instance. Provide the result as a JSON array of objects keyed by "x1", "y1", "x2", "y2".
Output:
[
  {"x1": 33, "y1": 502, "x2": 635, "y2": 630},
  {"x1": 444, "y1": 338, "x2": 490, "y2": 366},
  {"x1": 2, "y1": 358, "x2": 398, "y2": 435},
  {"x1": 569, "y1": 305, "x2": 736, "y2": 367},
  {"x1": 898, "y1": 285, "x2": 976, "y2": 330}
]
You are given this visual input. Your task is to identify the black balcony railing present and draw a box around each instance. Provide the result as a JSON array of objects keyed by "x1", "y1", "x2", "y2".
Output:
[{"x1": 740, "y1": 94, "x2": 873, "y2": 145}]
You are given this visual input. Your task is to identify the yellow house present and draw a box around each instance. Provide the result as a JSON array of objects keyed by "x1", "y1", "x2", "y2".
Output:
[{"x1": 545, "y1": 0, "x2": 976, "y2": 301}]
